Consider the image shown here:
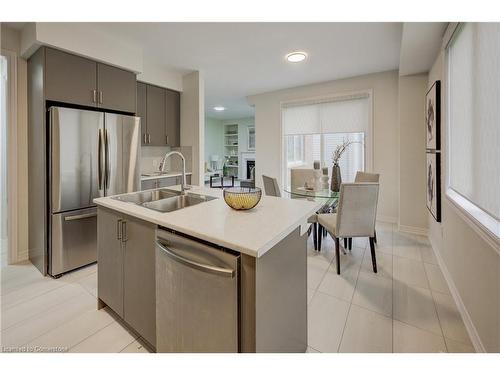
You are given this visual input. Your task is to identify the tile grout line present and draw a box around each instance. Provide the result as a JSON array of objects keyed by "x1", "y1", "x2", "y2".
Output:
[
  {"x1": 336, "y1": 246, "x2": 363, "y2": 353},
  {"x1": 424, "y1": 267, "x2": 450, "y2": 352}
]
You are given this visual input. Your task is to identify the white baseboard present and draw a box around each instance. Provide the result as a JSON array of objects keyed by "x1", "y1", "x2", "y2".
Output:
[
  {"x1": 398, "y1": 224, "x2": 428, "y2": 236},
  {"x1": 377, "y1": 215, "x2": 397, "y2": 224},
  {"x1": 428, "y1": 235, "x2": 486, "y2": 353}
]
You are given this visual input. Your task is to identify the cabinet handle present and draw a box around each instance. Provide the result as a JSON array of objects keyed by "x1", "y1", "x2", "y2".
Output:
[
  {"x1": 166, "y1": 135, "x2": 169, "y2": 145},
  {"x1": 117, "y1": 219, "x2": 122, "y2": 240},
  {"x1": 121, "y1": 221, "x2": 128, "y2": 242},
  {"x1": 148, "y1": 133, "x2": 151, "y2": 144},
  {"x1": 143, "y1": 133, "x2": 147, "y2": 144},
  {"x1": 99, "y1": 91, "x2": 103, "y2": 104},
  {"x1": 92, "y1": 90, "x2": 97, "y2": 103}
]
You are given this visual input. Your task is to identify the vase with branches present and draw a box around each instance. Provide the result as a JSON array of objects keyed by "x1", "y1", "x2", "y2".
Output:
[{"x1": 330, "y1": 139, "x2": 358, "y2": 192}]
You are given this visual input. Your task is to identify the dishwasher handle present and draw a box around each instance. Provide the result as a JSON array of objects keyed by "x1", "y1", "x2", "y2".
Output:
[{"x1": 156, "y1": 240, "x2": 236, "y2": 278}]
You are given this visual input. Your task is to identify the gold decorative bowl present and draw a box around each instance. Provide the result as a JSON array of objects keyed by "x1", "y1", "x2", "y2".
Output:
[{"x1": 223, "y1": 187, "x2": 262, "y2": 210}]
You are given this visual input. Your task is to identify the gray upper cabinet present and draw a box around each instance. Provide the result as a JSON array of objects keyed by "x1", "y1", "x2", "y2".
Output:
[
  {"x1": 138, "y1": 82, "x2": 180, "y2": 147},
  {"x1": 166, "y1": 89, "x2": 180, "y2": 147},
  {"x1": 137, "y1": 82, "x2": 147, "y2": 145},
  {"x1": 97, "y1": 63, "x2": 136, "y2": 113},
  {"x1": 43, "y1": 47, "x2": 136, "y2": 113},
  {"x1": 146, "y1": 85, "x2": 166, "y2": 146},
  {"x1": 45, "y1": 48, "x2": 97, "y2": 107}
]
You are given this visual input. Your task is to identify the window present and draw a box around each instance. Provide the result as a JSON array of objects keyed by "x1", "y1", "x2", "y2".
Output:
[
  {"x1": 281, "y1": 93, "x2": 371, "y2": 190},
  {"x1": 447, "y1": 23, "x2": 500, "y2": 237}
]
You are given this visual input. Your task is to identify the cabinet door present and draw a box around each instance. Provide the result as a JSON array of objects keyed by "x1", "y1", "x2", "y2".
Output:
[
  {"x1": 166, "y1": 89, "x2": 180, "y2": 147},
  {"x1": 97, "y1": 207, "x2": 124, "y2": 317},
  {"x1": 141, "y1": 179, "x2": 158, "y2": 190},
  {"x1": 137, "y1": 82, "x2": 147, "y2": 145},
  {"x1": 97, "y1": 63, "x2": 136, "y2": 113},
  {"x1": 123, "y1": 215, "x2": 157, "y2": 347},
  {"x1": 157, "y1": 176, "x2": 177, "y2": 188},
  {"x1": 45, "y1": 48, "x2": 97, "y2": 107},
  {"x1": 146, "y1": 85, "x2": 166, "y2": 146}
]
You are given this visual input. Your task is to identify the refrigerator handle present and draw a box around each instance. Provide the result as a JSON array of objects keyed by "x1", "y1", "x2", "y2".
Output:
[
  {"x1": 105, "y1": 129, "x2": 110, "y2": 189},
  {"x1": 98, "y1": 129, "x2": 103, "y2": 190}
]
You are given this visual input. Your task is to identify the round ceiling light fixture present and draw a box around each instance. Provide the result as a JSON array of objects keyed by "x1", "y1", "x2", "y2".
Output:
[
  {"x1": 213, "y1": 106, "x2": 225, "y2": 111},
  {"x1": 286, "y1": 51, "x2": 307, "y2": 63}
]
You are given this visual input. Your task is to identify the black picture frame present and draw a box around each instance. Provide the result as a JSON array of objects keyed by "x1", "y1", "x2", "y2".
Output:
[
  {"x1": 426, "y1": 152, "x2": 441, "y2": 222},
  {"x1": 426, "y1": 80, "x2": 441, "y2": 151}
]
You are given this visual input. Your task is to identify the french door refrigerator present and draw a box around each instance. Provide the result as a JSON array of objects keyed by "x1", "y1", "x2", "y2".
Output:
[{"x1": 47, "y1": 106, "x2": 140, "y2": 276}]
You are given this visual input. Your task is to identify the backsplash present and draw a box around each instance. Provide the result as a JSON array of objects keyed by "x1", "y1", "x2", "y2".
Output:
[{"x1": 140, "y1": 146, "x2": 192, "y2": 174}]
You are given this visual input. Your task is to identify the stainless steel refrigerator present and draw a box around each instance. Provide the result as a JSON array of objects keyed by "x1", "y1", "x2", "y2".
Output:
[{"x1": 41, "y1": 106, "x2": 140, "y2": 276}]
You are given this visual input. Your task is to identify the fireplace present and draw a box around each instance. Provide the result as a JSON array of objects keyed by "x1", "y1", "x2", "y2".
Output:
[{"x1": 246, "y1": 160, "x2": 255, "y2": 179}]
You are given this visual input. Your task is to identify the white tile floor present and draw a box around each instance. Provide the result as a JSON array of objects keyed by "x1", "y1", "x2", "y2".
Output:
[
  {"x1": 307, "y1": 222, "x2": 475, "y2": 353},
  {"x1": 0, "y1": 223, "x2": 475, "y2": 353}
]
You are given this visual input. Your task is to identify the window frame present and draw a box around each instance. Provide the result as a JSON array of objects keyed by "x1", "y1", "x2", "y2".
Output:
[
  {"x1": 444, "y1": 22, "x2": 500, "y2": 243},
  {"x1": 280, "y1": 90, "x2": 373, "y2": 190}
]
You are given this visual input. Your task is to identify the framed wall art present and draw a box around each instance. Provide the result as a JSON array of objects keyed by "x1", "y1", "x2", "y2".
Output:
[
  {"x1": 426, "y1": 151, "x2": 441, "y2": 222},
  {"x1": 426, "y1": 80, "x2": 441, "y2": 151}
]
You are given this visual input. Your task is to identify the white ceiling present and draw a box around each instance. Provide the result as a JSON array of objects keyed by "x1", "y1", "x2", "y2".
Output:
[
  {"x1": 399, "y1": 23, "x2": 447, "y2": 76},
  {"x1": 89, "y1": 23, "x2": 403, "y2": 119}
]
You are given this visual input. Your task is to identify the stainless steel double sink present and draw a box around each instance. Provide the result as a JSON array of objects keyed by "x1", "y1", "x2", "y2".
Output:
[{"x1": 111, "y1": 188, "x2": 217, "y2": 213}]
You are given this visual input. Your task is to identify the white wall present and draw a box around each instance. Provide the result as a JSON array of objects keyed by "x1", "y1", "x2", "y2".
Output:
[
  {"x1": 398, "y1": 74, "x2": 428, "y2": 233},
  {"x1": 427, "y1": 49, "x2": 500, "y2": 353},
  {"x1": 1, "y1": 24, "x2": 29, "y2": 262},
  {"x1": 248, "y1": 70, "x2": 399, "y2": 222},
  {"x1": 20, "y1": 23, "x2": 184, "y2": 92},
  {"x1": 205, "y1": 117, "x2": 224, "y2": 165},
  {"x1": 181, "y1": 71, "x2": 204, "y2": 185}
]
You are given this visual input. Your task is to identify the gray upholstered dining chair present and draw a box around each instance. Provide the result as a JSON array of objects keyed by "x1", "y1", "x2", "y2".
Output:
[
  {"x1": 355, "y1": 171, "x2": 380, "y2": 183},
  {"x1": 262, "y1": 175, "x2": 281, "y2": 197},
  {"x1": 342, "y1": 171, "x2": 381, "y2": 249},
  {"x1": 290, "y1": 168, "x2": 317, "y2": 193},
  {"x1": 317, "y1": 182, "x2": 379, "y2": 275}
]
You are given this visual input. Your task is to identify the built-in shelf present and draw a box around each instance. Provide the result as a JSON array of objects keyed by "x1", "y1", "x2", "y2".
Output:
[{"x1": 224, "y1": 124, "x2": 239, "y2": 179}]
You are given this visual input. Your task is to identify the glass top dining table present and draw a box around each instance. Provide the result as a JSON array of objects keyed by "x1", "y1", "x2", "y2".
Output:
[{"x1": 283, "y1": 187, "x2": 340, "y2": 201}]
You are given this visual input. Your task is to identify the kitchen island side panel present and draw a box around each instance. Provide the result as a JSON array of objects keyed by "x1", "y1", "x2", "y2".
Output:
[{"x1": 254, "y1": 227, "x2": 307, "y2": 353}]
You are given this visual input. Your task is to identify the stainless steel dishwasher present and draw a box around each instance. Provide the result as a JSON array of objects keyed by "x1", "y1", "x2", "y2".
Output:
[{"x1": 155, "y1": 228, "x2": 240, "y2": 352}]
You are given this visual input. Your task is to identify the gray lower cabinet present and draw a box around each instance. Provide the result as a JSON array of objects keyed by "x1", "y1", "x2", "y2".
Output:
[
  {"x1": 141, "y1": 175, "x2": 191, "y2": 190},
  {"x1": 97, "y1": 207, "x2": 156, "y2": 348},
  {"x1": 97, "y1": 207, "x2": 124, "y2": 316}
]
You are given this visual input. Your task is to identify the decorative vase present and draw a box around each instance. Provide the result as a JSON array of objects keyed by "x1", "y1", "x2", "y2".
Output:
[{"x1": 331, "y1": 163, "x2": 342, "y2": 192}]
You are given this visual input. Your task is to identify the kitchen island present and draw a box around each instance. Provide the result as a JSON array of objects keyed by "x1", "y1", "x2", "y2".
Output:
[{"x1": 94, "y1": 185, "x2": 321, "y2": 353}]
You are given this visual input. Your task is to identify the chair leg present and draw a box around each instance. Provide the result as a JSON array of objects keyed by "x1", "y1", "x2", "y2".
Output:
[
  {"x1": 313, "y1": 223, "x2": 318, "y2": 251},
  {"x1": 369, "y1": 237, "x2": 377, "y2": 273},
  {"x1": 318, "y1": 225, "x2": 322, "y2": 252},
  {"x1": 374, "y1": 230, "x2": 377, "y2": 244},
  {"x1": 335, "y1": 236, "x2": 340, "y2": 275},
  {"x1": 348, "y1": 238, "x2": 352, "y2": 250}
]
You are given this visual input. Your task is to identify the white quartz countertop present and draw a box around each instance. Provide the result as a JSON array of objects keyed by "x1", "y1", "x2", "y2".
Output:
[
  {"x1": 94, "y1": 185, "x2": 322, "y2": 258},
  {"x1": 141, "y1": 172, "x2": 192, "y2": 181}
]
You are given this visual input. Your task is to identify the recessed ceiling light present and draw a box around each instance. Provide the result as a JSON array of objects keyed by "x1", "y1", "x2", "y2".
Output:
[
  {"x1": 286, "y1": 51, "x2": 307, "y2": 63},
  {"x1": 214, "y1": 106, "x2": 225, "y2": 111}
]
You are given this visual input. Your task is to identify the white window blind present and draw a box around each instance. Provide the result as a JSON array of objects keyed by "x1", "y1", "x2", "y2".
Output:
[
  {"x1": 282, "y1": 93, "x2": 370, "y2": 135},
  {"x1": 281, "y1": 93, "x2": 370, "y2": 189},
  {"x1": 448, "y1": 23, "x2": 500, "y2": 221}
]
